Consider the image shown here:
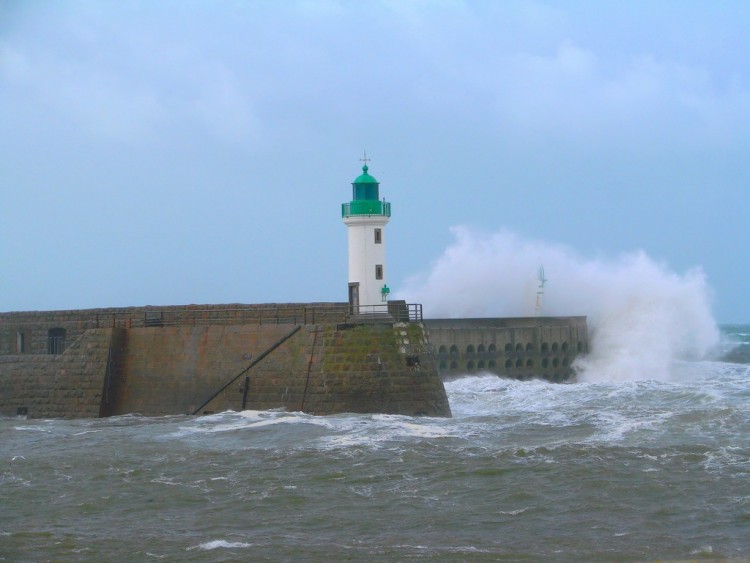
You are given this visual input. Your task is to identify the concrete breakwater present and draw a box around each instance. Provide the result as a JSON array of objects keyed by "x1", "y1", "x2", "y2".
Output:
[
  {"x1": 0, "y1": 303, "x2": 451, "y2": 419},
  {"x1": 426, "y1": 316, "x2": 588, "y2": 382}
]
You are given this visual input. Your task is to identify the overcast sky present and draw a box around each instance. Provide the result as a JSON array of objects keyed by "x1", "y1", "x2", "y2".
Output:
[{"x1": 1, "y1": 1, "x2": 748, "y2": 323}]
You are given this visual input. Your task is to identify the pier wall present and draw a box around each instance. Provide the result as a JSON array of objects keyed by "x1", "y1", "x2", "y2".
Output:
[
  {"x1": 0, "y1": 305, "x2": 451, "y2": 418},
  {"x1": 0, "y1": 305, "x2": 590, "y2": 419}
]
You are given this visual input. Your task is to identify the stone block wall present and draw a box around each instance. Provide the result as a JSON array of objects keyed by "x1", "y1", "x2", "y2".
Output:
[
  {"x1": 0, "y1": 328, "x2": 112, "y2": 418},
  {"x1": 103, "y1": 324, "x2": 302, "y2": 416},
  {"x1": 0, "y1": 303, "x2": 349, "y2": 356},
  {"x1": 1, "y1": 318, "x2": 452, "y2": 419},
  {"x1": 96, "y1": 321, "x2": 452, "y2": 418},
  {"x1": 301, "y1": 323, "x2": 451, "y2": 416},
  {"x1": 197, "y1": 324, "x2": 315, "y2": 414},
  {"x1": 200, "y1": 322, "x2": 451, "y2": 417}
]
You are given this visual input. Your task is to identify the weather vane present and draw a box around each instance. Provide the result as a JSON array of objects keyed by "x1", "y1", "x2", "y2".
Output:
[{"x1": 359, "y1": 150, "x2": 371, "y2": 166}]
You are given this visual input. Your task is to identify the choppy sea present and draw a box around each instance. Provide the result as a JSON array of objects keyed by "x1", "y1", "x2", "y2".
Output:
[{"x1": 2, "y1": 326, "x2": 749, "y2": 561}]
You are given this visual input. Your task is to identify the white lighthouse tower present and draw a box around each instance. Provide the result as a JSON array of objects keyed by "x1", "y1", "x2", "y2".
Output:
[{"x1": 341, "y1": 156, "x2": 391, "y2": 312}]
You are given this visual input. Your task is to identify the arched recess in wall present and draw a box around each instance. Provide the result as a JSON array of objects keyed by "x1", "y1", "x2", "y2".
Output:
[
  {"x1": 450, "y1": 345, "x2": 459, "y2": 358},
  {"x1": 48, "y1": 328, "x2": 66, "y2": 355},
  {"x1": 466, "y1": 345, "x2": 475, "y2": 358},
  {"x1": 438, "y1": 345, "x2": 447, "y2": 356}
]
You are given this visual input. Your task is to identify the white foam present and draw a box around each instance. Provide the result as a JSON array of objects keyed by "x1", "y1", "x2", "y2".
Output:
[
  {"x1": 187, "y1": 540, "x2": 252, "y2": 551},
  {"x1": 441, "y1": 373, "x2": 745, "y2": 450},
  {"x1": 309, "y1": 412, "x2": 460, "y2": 451},
  {"x1": 170, "y1": 410, "x2": 333, "y2": 437},
  {"x1": 499, "y1": 507, "x2": 529, "y2": 516},
  {"x1": 13, "y1": 426, "x2": 51, "y2": 432}
]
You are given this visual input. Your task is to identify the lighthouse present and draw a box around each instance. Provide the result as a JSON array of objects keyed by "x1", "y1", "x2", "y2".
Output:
[{"x1": 342, "y1": 156, "x2": 391, "y2": 312}]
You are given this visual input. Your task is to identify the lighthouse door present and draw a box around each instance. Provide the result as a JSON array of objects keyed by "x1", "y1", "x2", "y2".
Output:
[{"x1": 348, "y1": 282, "x2": 360, "y2": 314}]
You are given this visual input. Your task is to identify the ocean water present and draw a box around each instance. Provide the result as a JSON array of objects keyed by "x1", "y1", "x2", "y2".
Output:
[{"x1": 1, "y1": 326, "x2": 749, "y2": 561}]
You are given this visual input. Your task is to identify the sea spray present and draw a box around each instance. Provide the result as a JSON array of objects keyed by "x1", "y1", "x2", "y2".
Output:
[
  {"x1": 396, "y1": 227, "x2": 720, "y2": 381},
  {"x1": 570, "y1": 253, "x2": 719, "y2": 381}
]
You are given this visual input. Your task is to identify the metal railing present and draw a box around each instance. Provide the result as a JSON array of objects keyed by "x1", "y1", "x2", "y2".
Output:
[
  {"x1": 1, "y1": 303, "x2": 425, "y2": 334},
  {"x1": 349, "y1": 302, "x2": 423, "y2": 322},
  {"x1": 94, "y1": 305, "x2": 351, "y2": 328},
  {"x1": 341, "y1": 201, "x2": 391, "y2": 218}
]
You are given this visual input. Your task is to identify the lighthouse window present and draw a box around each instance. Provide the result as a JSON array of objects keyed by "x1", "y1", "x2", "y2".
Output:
[
  {"x1": 375, "y1": 264, "x2": 383, "y2": 280},
  {"x1": 374, "y1": 228, "x2": 382, "y2": 244}
]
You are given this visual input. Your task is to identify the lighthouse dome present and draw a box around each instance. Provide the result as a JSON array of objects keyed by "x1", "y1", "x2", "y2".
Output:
[{"x1": 353, "y1": 164, "x2": 379, "y2": 185}]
